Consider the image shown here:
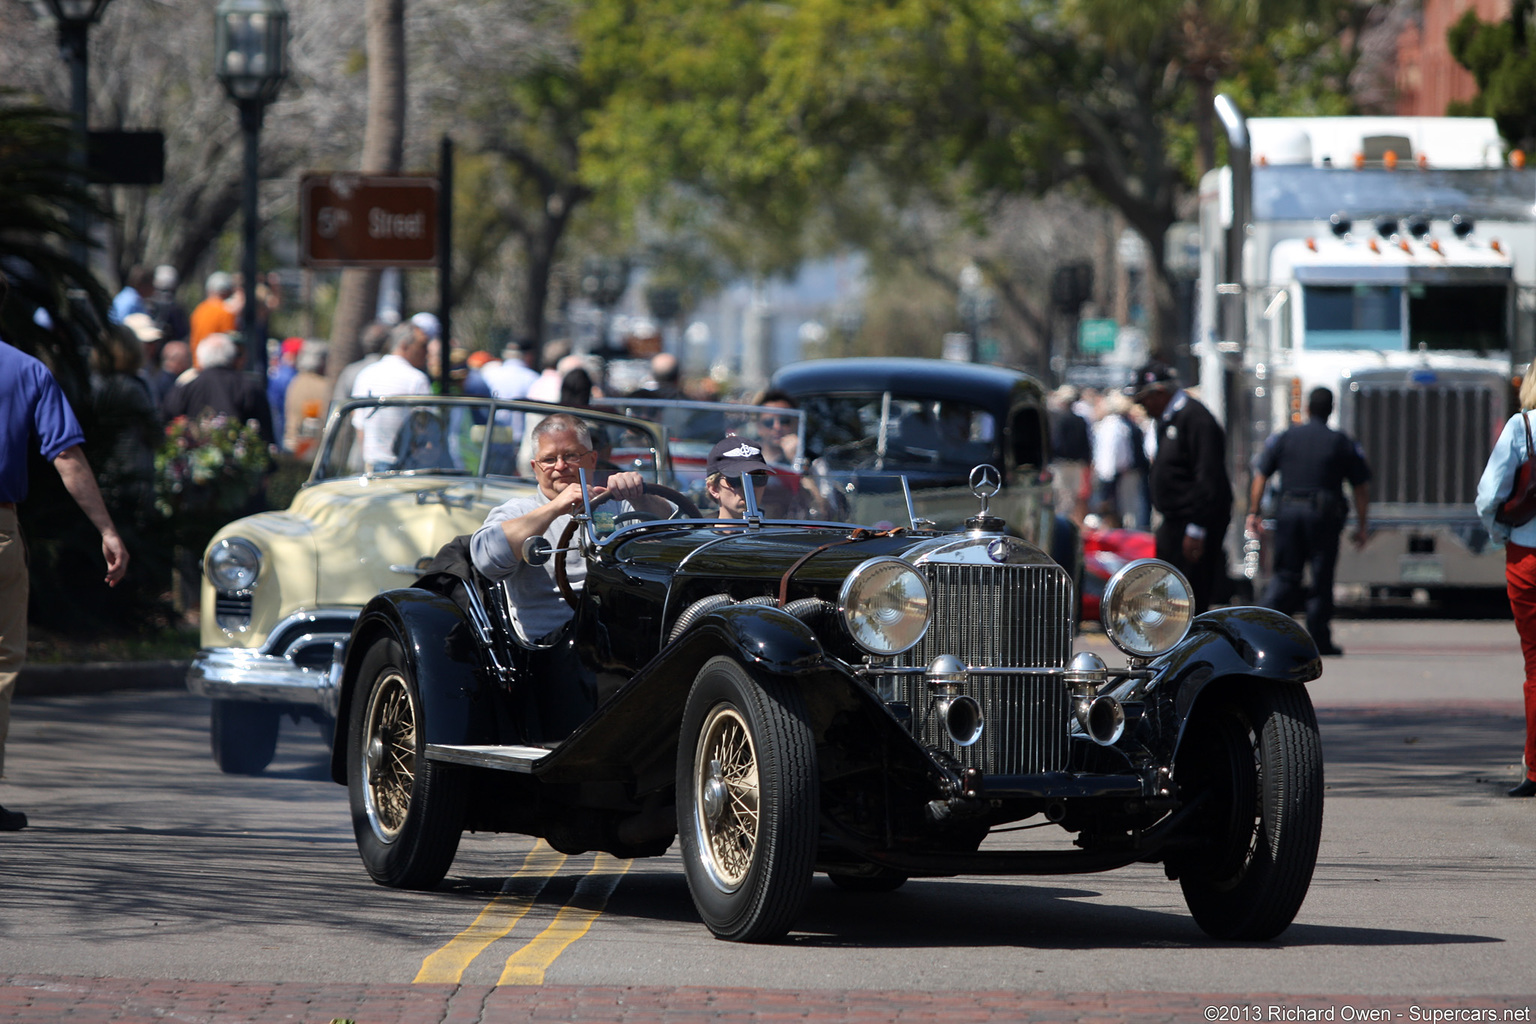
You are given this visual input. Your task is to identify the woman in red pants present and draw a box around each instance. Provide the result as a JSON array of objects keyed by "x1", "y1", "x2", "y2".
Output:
[{"x1": 1476, "y1": 364, "x2": 1536, "y2": 797}]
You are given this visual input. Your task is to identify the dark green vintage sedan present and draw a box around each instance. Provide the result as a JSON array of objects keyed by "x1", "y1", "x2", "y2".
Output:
[{"x1": 333, "y1": 464, "x2": 1324, "y2": 944}]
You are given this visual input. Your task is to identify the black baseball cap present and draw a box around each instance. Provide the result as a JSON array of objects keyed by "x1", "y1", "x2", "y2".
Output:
[
  {"x1": 706, "y1": 437, "x2": 770, "y2": 477},
  {"x1": 1125, "y1": 360, "x2": 1178, "y2": 398}
]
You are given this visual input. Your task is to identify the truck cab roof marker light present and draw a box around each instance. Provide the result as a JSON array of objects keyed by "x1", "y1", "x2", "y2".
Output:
[
  {"x1": 1491, "y1": 239, "x2": 1504, "y2": 254},
  {"x1": 1512, "y1": 149, "x2": 1527, "y2": 169}
]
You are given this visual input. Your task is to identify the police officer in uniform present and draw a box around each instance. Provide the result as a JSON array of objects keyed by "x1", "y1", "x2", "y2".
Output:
[{"x1": 1245, "y1": 386, "x2": 1371, "y2": 656}]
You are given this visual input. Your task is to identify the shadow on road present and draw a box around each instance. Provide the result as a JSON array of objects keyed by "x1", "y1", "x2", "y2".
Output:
[{"x1": 1318, "y1": 705, "x2": 1527, "y2": 797}]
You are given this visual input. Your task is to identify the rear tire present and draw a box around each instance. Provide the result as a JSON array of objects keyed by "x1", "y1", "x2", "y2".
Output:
[
  {"x1": 210, "y1": 700, "x2": 280, "y2": 775},
  {"x1": 1173, "y1": 683, "x2": 1324, "y2": 940},
  {"x1": 346, "y1": 637, "x2": 465, "y2": 889},
  {"x1": 677, "y1": 657, "x2": 818, "y2": 942}
]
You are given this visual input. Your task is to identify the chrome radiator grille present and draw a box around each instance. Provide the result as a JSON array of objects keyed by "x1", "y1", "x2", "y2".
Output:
[
  {"x1": 891, "y1": 562, "x2": 1074, "y2": 775},
  {"x1": 1349, "y1": 382, "x2": 1499, "y2": 506}
]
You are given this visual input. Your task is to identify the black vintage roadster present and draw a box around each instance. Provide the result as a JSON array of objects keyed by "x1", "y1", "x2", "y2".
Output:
[{"x1": 331, "y1": 465, "x2": 1324, "y2": 943}]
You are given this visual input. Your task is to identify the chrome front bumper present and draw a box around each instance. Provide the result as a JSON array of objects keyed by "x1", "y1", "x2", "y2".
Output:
[{"x1": 186, "y1": 610, "x2": 354, "y2": 716}]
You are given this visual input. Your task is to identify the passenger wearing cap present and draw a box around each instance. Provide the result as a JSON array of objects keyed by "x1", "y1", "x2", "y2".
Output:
[
  {"x1": 1126, "y1": 360, "x2": 1232, "y2": 615},
  {"x1": 705, "y1": 437, "x2": 771, "y2": 519}
]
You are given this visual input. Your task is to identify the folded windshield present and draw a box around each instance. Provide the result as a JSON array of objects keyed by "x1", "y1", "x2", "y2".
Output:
[{"x1": 312, "y1": 398, "x2": 664, "y2": 483}]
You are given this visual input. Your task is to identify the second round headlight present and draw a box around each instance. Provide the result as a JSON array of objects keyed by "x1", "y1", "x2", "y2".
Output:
[
  {"x1": 1100, "y1": 558, "x2": 1193, "y2": 658},
  {"x1": 206, "y1": 537, "x2": 262, "y2": 593},
  {"x1": 839, "y1": 558, "x2": 930, "y2": 655}
]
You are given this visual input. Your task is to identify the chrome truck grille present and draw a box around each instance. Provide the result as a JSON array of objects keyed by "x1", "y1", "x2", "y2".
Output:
[
  {"x1": 891, "y1": 562, "x2": 1074, "y2": 775},
  {"x1": 1350, "y1": 381, "x2": 1500, "y2": 506}
]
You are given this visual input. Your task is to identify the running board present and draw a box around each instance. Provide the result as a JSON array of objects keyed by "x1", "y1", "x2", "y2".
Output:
[{"x1": 425, "y1": 743, "x2": 552, "y2": 773}]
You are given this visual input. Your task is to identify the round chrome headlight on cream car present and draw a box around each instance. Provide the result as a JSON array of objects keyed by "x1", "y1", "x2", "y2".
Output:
[
  {"x1": 1101, "y1": 558, "x2": 1193, "y2": 658},
  {"x1": 838, "y1": 558, "x2": 930, "y2": 656},
  {"x1": 206, "y1": 537, "x2": 262, "y2": 593}
]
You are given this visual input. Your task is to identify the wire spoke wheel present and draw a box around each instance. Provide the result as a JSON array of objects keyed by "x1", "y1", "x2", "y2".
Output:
[
  {"x1": 363, "y1": 671, "x2": 417, "y2": 841},
  {"x1": 346, "y1": 637, "x2": 465, "y2": 890},
  {"x1": 1173, "y1": 683, "x2": 1324, "y2": 940},
  {"x1": 695, "y1": 705, "x2": 761, "y2": 890},
  {"x1": 677, "y1": 657, "x2": 817, "y2": 942}
]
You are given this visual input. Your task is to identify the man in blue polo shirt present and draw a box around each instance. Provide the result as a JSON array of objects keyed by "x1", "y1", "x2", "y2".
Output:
[{"x1": 1, "y1": 338, "x2": 130, "y2": 831}]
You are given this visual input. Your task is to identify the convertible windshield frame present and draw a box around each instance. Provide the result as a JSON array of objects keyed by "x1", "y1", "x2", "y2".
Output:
[
  {"x1": 308, "y1": 396, "x2": 671, "y2": 486},
  {"x1": 591, "y1": 397, "x2": 808, "y2": 474}
]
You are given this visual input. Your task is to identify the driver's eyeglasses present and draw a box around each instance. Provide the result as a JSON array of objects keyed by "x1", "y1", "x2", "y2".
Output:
[
  {"x1": 533, "y1": 449, "x2": 592, "y2": 468},
  {"x1": 758, "y1": 415, "x2": 791, "y2": 429},
  {"x1": 723, "y1": 472, "x2": 769, "y2": 490}
]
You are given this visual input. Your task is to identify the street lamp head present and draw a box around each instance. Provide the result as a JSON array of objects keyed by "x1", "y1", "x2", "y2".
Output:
[
  {"x1": 37, "y1": 0, "x2": 113, "y2": 26},
  {"x1": 215, "y1": 0, "x2": 289, "y2": 104}
]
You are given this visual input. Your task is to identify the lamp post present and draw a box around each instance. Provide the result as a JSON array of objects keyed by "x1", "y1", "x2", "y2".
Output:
[
  {"x1": 39, "y1": 0, "x2": 115, "y2": 267},
  {"x1": 957, "y1": 262, "x2": 995, "y2": 363},
  {"x1": 215, "y1": 0, "x2": 288, "y2": 374}
]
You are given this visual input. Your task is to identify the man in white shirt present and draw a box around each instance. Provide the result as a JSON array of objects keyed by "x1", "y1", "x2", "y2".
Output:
[
  {"x1": 351, "y1": 322, "x2": 432, "y2": 470},
  {"x1": 481, "y1": 341, "x2": 540, "y2": 403},
  {"x1": 480, "y1": 339, "x2": 541, "y2": 442},
  {"x1": 471, "y1": 413, "x2": 671, "y2": 642}
]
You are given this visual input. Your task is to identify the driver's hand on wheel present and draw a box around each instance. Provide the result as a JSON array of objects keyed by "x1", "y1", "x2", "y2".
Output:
[
  {"x1": 605, "y1": 470, "x2": 674, "y2": 516},
  {"x1": 602, "y1": 471, "x2": 646, "y2": 504}
]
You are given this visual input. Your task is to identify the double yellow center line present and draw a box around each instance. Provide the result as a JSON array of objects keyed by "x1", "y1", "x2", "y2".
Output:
[{"x1": 414, "y1": 840, "x2": 631, "y2": 986}]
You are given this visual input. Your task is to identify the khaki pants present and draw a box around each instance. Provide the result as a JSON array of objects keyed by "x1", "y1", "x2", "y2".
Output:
[{"x1": 0, "y1": 506, "x2": 27, "y2": 779}]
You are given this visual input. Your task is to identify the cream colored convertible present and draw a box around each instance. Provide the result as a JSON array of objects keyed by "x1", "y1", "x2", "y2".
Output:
[{"x1": 185, "y1": 396, "x2": 671, "y2": 773}]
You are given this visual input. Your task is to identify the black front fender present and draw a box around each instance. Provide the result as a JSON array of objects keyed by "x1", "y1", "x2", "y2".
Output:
[
  {"x1": 1140, "y1": 606, "x2": 1320, "y2": 760},
  {"x1": 534, "y1": 602, "x2": 833, "y2": 785},
  {"x1": 328, "y1": 587, "x2": 488, "y2": 784}
]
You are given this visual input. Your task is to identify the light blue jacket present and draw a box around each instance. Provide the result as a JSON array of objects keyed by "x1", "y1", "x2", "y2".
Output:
[{"x1": 1476, "y1": 411, "x2": 1536, "y2": 548}]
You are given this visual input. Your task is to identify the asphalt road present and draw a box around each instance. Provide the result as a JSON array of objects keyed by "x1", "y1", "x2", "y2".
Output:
[{"x1": 1, "y1": 618, "x2": 1533, "y2": 1012}]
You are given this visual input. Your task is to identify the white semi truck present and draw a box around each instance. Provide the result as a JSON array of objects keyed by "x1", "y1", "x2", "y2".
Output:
[{"x1": 1197, "y1": 97, "x2": 1536, "y2": 599}]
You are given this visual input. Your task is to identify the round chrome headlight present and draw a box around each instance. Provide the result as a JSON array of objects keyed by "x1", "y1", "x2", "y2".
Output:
[
  {"x1": 1101, "y1": 558, "x2": 1192, "y2": 658},
  {"x1": 838, "y1": 558, "x2": 930, "y2": 656},
  {"x1": 206, "y1": 537, "x2": 262, "y2": 593}
]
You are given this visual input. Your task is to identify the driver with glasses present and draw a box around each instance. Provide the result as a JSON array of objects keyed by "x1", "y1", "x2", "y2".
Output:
[{"x1": 471, "y1": 413, "x2": 670, "y2": 642}]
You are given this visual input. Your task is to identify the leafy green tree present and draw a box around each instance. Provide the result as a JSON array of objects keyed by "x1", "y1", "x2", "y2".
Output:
[
  {"x1": 580, "y1": 0, "x2": 1374, "y2": 360},
  {"x1": 1448, "y1": 0, "x2": 1536, "y2": 151}
]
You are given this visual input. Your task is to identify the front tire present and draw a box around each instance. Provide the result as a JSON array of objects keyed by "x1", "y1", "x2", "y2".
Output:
[
  {"x1": 676, "y1": 657, "x2": 818, "y2": 942},
  {"x1": 1173, "y1": 683, "x2": 1324, "y2": 940},
  {"x1": 210, "y1": 700, "x2": 280, "y2": 775},
  {"x1": 346, "y1": 637, "x2": 465, "y2": 889}
]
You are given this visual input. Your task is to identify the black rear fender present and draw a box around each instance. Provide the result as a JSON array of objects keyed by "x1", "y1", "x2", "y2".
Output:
[{"x1": 328, "y1": 588, "x2": 488, "y2": 784}]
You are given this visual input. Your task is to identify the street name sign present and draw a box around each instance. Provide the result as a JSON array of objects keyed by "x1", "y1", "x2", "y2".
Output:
[{"x1": 300, "y1": 174, "x2": 439, "y2": 268}]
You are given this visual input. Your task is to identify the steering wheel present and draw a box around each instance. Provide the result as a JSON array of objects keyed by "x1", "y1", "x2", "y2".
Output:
[{"x1": 554, "y1": 482, "x2": 701, "y2": 608}]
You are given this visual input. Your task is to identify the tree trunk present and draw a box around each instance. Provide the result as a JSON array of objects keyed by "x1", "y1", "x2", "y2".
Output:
[{"x1": 328, "y1": 0, "x2": 407, "y2": 380}]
